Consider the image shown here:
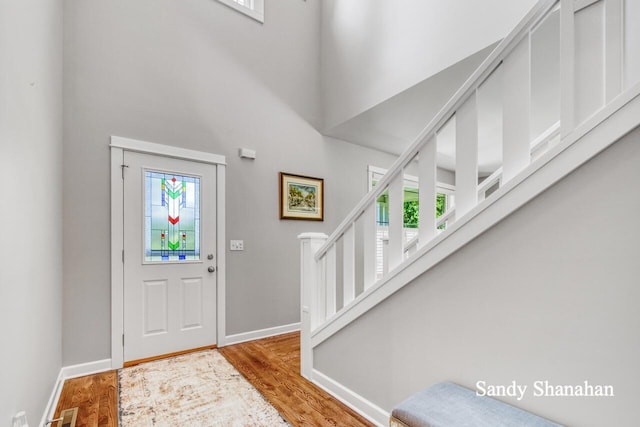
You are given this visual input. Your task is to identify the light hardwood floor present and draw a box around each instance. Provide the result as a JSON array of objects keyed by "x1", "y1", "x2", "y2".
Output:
[
  {"x1": 51, "y1": 370, "x2": 118, "y2": 427},
  {"x1": 52, "y1": 332, "x2": 374, "y2": 426},
  {"x1": 220, "y1": 332, "x2": 374, "y2": 427}
]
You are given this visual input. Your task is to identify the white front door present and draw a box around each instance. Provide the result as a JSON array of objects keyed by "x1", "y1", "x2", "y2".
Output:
[{"x1": 123, "y1": 151, "x2": 217, "y2": 362}]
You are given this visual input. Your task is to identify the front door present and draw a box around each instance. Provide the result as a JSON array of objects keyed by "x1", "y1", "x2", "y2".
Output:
[{"x1": 123, "y1": 151, "x2": 217, "y2": 363}]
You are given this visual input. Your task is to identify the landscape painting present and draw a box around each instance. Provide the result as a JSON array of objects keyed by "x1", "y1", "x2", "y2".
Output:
[{"x1": 279, "y1": 172, "x2": 324, "y2": 221}]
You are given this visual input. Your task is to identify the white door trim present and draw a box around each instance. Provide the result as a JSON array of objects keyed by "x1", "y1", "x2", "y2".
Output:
[
  {"x1": 111, "y1": 135, "x2": 227, "y2": 166},
  {"x1": 110, "y1": 136, "x2": 227, "y2": 368}
]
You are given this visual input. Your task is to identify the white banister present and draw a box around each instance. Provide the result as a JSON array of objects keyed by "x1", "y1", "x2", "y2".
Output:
[
  {"x1": 362, "y1": 203, "x2": 377, "y2": 290},
  {"x1": 325, "y1": 244, "x2": 337, "y2": 322},
  {"x1": 382, "y1": 236, "x2": 389, "y2": 276},
  {"x1": 479, "y1": 120, "x2": 560, "y2": 199},
  {"x1": 405, "y1": 207, "x2": 457, "y2": 255},
  {"x1": 343, "y1": 224, "x2": 356, "y2": 306},
  {"x1": 298, "y1": 0, "x2": 640, "y2": 392},
  {"x1": 313, "y1": 0, "x2": 557, "y2": 263},
  {"x1": 299, "y1": 0, "x2": 640, "y2": 384},
  {"x1": 560, "y1": 0, "x2": 575, "y2": 138},
  {"x1": 387, "y1": 173, "x2": 405, "y2": 271},
  {"x1": 532, "y1": 120, "x2": 561, "y2": 150},
  {"x1": 478, "y1": 168, "x2": 503, "y2": 200},
  {"x1": 574, "y1": 0, "x2": 600, "y2": 12},
  {"x1": 298, "y1": 232, "x2": 327, "y2": 379},
  {"x1": 404, "y1": 235, "x2": 419, "y2": 256},
  {"x1": 605, "y1": 0, "x2": 623, "y2": 102},
  {"x1": 624, "y1": 1, "x2": 640, "y2": 89},
  {"x1": 418, "y1": 136, "x2": 437, "y2": 247},
  {"x1": 324, "y1": 263, "x2": 336, "y2": 319},
  {"x1": 455, "y1": 92, "x2": 479, "y2": 219},
  {"x1": 295, "y1": 7, "x2": 640, "y2": 413},
  {"x1": 503, "y1": 36, "x2": 532, "y2": 182},
  {"x1": 437, "y1": 208, "x2": 455, "y2": 229},
  {"x1": 298, "y1": 5, "x2": 640, "y2": 422},
  {"x1": 574, "y1": 0, "x2": 605, "y2": 125}
]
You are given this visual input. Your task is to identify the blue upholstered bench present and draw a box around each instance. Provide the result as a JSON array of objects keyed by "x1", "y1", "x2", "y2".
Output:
[{"x1": 390, "y1": 382, "x2": 562, "y2": 427}]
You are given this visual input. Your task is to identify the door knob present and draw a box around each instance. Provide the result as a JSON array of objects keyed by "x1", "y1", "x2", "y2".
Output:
[{"x1": 208, "y1": 266, "x2": 216, "y2": 273}]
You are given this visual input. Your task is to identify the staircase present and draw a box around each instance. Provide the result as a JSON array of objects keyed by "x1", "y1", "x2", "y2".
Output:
[{"x1": 300, "y1": 0, "x2": 640, "y2": 424}]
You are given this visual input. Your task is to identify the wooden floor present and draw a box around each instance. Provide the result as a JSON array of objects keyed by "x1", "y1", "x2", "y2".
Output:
[
  {"x1": 52, "y1": 332, "x2": 373, "y2": 427},
  {"x1": 51, "y1": 370, "x2": 118, "y2": 427},
  {"x1": 220, "y1": 332, "x2": 373, "y2": 427}
]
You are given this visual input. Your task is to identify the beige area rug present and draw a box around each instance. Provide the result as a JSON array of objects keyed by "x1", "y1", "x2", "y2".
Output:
[{"x1": 119, "y1": 349, "x2": 289, "y2": 426}]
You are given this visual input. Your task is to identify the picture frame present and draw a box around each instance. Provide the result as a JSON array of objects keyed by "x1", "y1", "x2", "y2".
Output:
[{"x1": 279, "y1": 172, "x2": 324, "y2": 221}]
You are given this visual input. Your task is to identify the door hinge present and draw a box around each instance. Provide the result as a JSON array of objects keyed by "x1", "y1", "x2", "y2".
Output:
[
  {"x1": 122, "y1": 334, "x2": 125, "y2": 347},
  {"x1": 122, "y1": 249, "x2": 125, "y2": 263},
  {"x1": 121, "y1": 164, "x2": 129, "y2": 179}
]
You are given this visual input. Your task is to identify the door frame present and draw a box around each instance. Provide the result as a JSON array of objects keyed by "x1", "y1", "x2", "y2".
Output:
[{"x1": 110, "y1": 135, "x2": 227, "y2": 369}]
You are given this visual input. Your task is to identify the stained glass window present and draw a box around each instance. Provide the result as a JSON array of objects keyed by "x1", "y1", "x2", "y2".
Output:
[{"x1": 144, "y1": 171, "x2": 200, "y2": 262}]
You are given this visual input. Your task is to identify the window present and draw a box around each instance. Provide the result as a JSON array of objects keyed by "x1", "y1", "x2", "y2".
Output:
[
  {"x1": 368, "y1": 166, "x2": 455, "y2": 279},
  {"x1": 368, "y1": 166, "x2": 454, "y2": 229},
  {"x1": 144, "y1": 171, "x2": 201, "y2": 262},
  {"x1": 216, "y1": 0, "x2": 264, "y2": 23}
]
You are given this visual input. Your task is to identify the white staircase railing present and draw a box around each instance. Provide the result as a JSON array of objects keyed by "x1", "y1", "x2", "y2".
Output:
[{"x1": 299, "y1": 0, "x2": 640, "y2": 382}]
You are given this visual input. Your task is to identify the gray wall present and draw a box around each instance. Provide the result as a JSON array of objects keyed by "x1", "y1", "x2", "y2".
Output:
[
  {"x1": 315, "y1": 127, "x2": 640, "y2": 427},
  {"x1": 0, "y1": 0, "x2": 63, "y2": 424},
  {"x1": 320, "y1": 0, "x2": 536, "y2": 128},
  {"x1": 62, "y1": 0, "x2": 398, "y2": 364}
]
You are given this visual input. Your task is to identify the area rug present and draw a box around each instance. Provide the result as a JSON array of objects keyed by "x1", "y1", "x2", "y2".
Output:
[{"x1": 119, "y1": 349, "x2": 289, "y2": 426}]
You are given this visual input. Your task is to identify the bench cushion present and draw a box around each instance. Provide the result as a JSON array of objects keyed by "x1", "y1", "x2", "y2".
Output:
[{"x1": 391, "y1": 382, "x2": 562, "y2": 427}]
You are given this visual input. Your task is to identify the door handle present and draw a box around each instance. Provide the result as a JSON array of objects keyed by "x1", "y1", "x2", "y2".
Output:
[{"x1": 208, "y1": 266, "x2": 216, "y2": 273}]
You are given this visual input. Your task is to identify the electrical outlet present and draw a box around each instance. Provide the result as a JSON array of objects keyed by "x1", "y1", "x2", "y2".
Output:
[{"x1": 230, "y1": 240, "x2": 244, "y2": 251}]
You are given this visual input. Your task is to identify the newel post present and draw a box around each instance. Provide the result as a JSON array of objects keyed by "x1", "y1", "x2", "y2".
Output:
[{"x1": 298, "y1": 232, "x2": 327, "y2": 380}]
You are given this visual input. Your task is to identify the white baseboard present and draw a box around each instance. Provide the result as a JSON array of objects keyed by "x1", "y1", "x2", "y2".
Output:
[
  {"x1": 40, "y1": 359, "x2": 113, "y2": 427},
  {"x1": 61, "y1": 358, "x2": 113, "y2": 380},
  {"x1": 40, "y1": 369, "x2": 65, "y2": 427},
  {"x1": 224, "y1": 322, "x2": 300, "y2": 346},
  {"x1": 312, "y1": 369, "x2": 390, "y2": 426}
]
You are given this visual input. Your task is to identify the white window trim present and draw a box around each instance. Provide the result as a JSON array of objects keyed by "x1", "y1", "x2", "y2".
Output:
[
  {"x1": 216, "y1": 0, "x2": 264, "y2": 23},
  {"x1": 367, "y1": 165, "x2": 455, "y2": 194},
  {"x1": 367, "y1": 164, "x2": 456, "y2": 227}
]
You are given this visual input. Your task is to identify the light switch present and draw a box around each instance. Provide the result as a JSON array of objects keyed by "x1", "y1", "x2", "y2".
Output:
[{"x1": 230, "y1": 240, "x2": 244, "y2": 251}]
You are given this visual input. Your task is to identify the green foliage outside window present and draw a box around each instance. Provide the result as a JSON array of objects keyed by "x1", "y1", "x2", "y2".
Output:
[
  {"x1": 403, "y1": 193, "x2": 447, "y2": 228},
  {"x1": 436, "y1": 193, "x2": 446, "y2": 217},
  {"x1": 403, "y1": 200, "x2": 419, "y2": 228},
  {"x1": 436, "y1": 193, "x2": 447, "y2": 230},
  {"x1": 374, "y1": 177, "x2": 449, "y2": 230}
]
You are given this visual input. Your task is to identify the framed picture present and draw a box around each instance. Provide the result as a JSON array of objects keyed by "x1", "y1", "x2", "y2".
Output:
[{"x1": 279, "y1": 172, "x2": 324, "y2": 221}]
